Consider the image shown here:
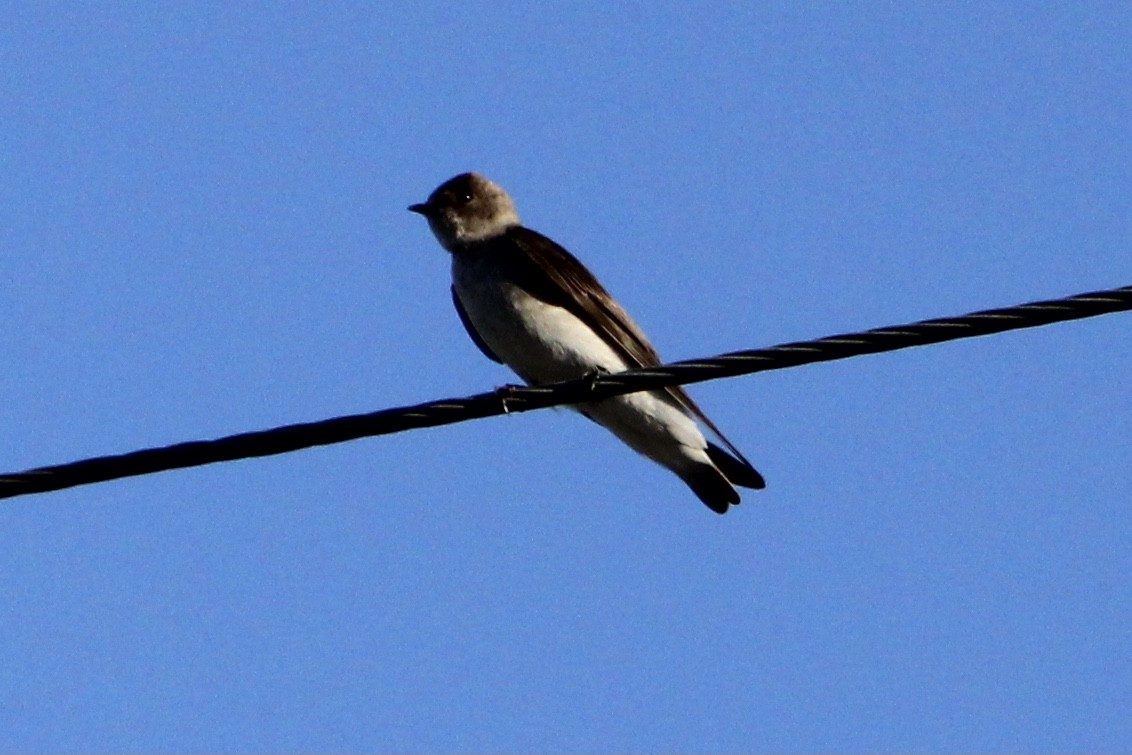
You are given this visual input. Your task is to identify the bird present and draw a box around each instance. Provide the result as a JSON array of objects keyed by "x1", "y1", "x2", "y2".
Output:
[{"x1": 408, "y1": 172, "x2": 765, "y2": 513}]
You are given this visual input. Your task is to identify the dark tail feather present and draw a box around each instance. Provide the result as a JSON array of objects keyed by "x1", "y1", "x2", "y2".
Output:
[
  {"x1": 706, "y1": 443, "x2": 766, "y2": 490},
  {"x1": 681, "y1": 463, "x2": 740, "y2": 514}
]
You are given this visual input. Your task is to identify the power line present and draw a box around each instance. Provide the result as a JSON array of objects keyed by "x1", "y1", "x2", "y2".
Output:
[{"x1": 2, "y1": 283, "x2": 1129, "y2": 501}]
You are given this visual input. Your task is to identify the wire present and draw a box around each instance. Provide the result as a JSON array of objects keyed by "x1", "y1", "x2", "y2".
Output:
[{"x1": 2, "y1": 283, "x2": 1130, "y2": 500}]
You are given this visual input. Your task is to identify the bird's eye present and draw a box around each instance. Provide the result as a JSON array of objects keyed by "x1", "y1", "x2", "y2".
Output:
[{"x1": 456, "y1": 191, "x2": 473, "y2": 205}]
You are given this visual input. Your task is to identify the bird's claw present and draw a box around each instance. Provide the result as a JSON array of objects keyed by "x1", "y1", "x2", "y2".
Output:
[
  {"x1": 495, "y1": 383, "x2": 524, "y2": 414},
  {"x1": 580, "y1": 367, "x2": 608, "y2": 397}
]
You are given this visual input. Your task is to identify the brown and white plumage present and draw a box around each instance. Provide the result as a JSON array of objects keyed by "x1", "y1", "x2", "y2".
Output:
[{"x1": 410, "y1": 172, "x2": 764, "y2": 513}]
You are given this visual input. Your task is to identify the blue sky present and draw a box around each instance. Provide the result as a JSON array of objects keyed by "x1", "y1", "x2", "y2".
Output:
[{"x1": 2, "y1": 3, "x2": 1130, "y2": 752}]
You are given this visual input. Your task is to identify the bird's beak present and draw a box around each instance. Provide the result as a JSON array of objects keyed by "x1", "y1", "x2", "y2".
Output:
[{"x1": 408, "y1": 202, "x2": 430, "y2": 216}]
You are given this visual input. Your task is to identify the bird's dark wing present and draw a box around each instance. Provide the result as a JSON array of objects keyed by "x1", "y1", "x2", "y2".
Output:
[
  {"x1": 502, "y1": 226, "x2": 756, "y2": 470},
  {"x1": 502, "y1": 226, "x2": 662, "y2": 367},
  {"x1": 451, "y1": 285, "x2": 502, "y2": 364}
]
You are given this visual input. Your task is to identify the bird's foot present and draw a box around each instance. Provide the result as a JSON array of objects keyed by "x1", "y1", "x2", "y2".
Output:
[
  {"x1": 495, "y1": 383, "x2": 525, "y2": 414},
  {"x1": 579, "y1": 367, "x2": 608, "y2": 397}
]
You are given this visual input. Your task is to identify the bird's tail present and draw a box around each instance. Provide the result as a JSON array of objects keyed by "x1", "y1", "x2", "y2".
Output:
[
  {"x1": 681, "y1": 444, "x2": 766, "y2": 515},
  {"x1": 681, "y1": 464, "x2": 740, "y2": 514},
  {"x1": 706, "y1": 442, "x2": 766, "y2": 490}
]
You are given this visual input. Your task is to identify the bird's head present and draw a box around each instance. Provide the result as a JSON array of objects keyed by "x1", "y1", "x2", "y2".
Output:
[{"x1": 409, "y1": 172, "x2": 520, "y2": 251}]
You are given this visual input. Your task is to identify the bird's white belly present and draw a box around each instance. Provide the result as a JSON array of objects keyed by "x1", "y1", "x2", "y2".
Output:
[
  {"x1": 452, "y1": 257, "x2": 710, "y2": 471},
  {"x1": 452, "y1": 260, "x2": 628, "y2": 384}
]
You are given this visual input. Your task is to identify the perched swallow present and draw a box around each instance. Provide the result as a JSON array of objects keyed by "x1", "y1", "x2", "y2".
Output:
[{"x1": 409, "y1": 172, "x2": 765, "y2": 513}]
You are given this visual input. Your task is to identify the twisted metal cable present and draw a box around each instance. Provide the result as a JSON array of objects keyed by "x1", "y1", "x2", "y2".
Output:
[{"x1": 2, "y1": 283, "x2": 1129, "y2": 500}]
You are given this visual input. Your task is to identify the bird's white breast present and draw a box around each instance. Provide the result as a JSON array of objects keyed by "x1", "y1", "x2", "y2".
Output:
[
  {"x1": 451, "y1": 253, "x2": 712, "y2": 471},
  {"x1": 451, "y1": 255, "x2": 629, "y2": 384}
]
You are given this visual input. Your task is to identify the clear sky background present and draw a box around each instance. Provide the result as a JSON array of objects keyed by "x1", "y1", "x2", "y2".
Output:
[{"x1": 1, "y1": 4, "x2": 1130, "y2": 752}]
